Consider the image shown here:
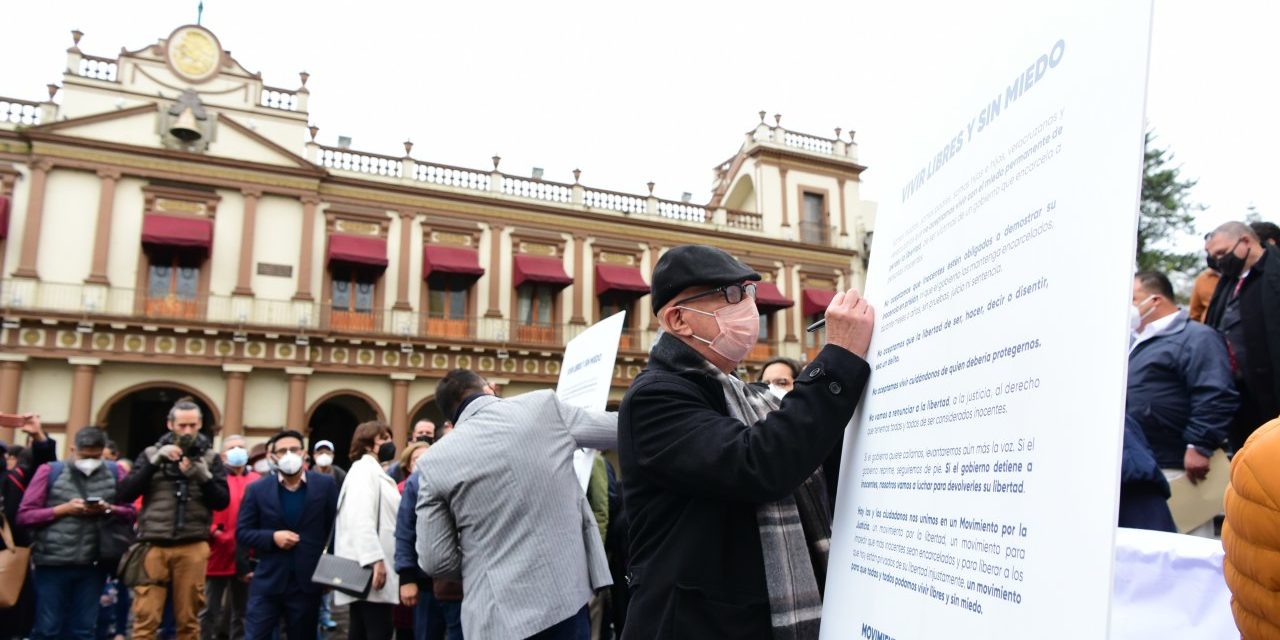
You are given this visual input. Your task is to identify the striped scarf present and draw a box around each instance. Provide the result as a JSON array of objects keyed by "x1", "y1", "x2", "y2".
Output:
[{"x1": 705, "y1": 362, "x2": 832, "y2": 640}]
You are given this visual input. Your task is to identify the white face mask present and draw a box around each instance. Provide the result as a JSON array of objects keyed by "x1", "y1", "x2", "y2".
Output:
[
  {"x1": 252, "y1": 459, "x2": 272, "y2": 474},
  {"x1": 276, "y1": 452, "x2": 304, "y2": 476},
  {"x1": 768, "y1": 384, "x2": 789, "y2": 401},
  {"x1": 75, "y1": 458, "x2": 103, "y2": 475},
  {"x1": 1130, "y1": 295, "x2": 1156, "y2": 334},
  {"x1": 314, "y1": 453, "x2": 334, "y2": 468}
]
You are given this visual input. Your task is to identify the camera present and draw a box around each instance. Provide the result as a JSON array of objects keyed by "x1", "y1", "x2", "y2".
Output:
[{"x1": 175, "y1": 433, "x2": 209, "y2": 459}]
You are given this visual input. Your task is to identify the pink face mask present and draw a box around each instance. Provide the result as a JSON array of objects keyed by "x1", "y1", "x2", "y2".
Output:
[{"x1": 678, "y1": 299, "x2": 760, "y2": 363}]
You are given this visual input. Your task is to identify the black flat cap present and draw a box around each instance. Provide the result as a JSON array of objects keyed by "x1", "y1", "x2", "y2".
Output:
[{"x1": 650, "y1": 244, "x2": 760, "y2": 313}]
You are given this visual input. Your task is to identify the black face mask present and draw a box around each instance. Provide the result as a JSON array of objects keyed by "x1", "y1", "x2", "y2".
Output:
[
  {"x1": 414, "y1": 434, "x2": 433, "y2": 444},
  {"x1": 1205, "y1": 252, "x2": 1219, "y2": 272},
  {"x1": 377, "y1": 441, "x2": 397, "y2": 463},
  {"x1": 1216, "y1": 239, "x2": 1247, "y2": 280}
]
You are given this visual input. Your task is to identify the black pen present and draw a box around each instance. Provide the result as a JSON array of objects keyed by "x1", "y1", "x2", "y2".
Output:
[{"x1": 805, "y1": 318, "x2": 826, "y2": 333}]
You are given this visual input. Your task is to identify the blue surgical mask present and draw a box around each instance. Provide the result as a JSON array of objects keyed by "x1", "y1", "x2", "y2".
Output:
[{"x1": 225, "y1": 447, "x2": 249, "y2": 468}]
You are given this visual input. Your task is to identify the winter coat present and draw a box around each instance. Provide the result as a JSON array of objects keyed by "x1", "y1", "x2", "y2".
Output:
[
  {"x1": 17, "y1": 461, "x2": 135, "y2": 565},
  {"x1": 207, "y1": 468, "x2": 260, "y2": 577},
  {"x1": 117, "y1": 432, "x2": 230, "y2": 544},
  {"x1": 618, "y1": 335, "x2": 869, "y2": 640},
  {"x1": 1126, "y1": 310, "x2": 1238, "y2": 468},
  {"x1": 1223, "y1": 417, "x2": 1280, "y2": 639},
  {"x1": 334, "y1": 454, "x2": 401, "y2": 605}
]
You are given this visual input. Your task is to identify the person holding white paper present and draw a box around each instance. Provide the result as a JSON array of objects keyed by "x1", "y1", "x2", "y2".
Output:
[{"x1": 618, "y1": 244, "x2": 874, "y2": 640}]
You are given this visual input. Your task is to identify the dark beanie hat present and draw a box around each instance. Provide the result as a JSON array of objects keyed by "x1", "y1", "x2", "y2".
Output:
[{"x1": 650, "y1": 245, "x2": 760, "y2": 314}]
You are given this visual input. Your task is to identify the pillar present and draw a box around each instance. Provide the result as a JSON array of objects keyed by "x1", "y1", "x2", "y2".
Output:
[
  {"x1": 390, "y1": 374, "x2": 413, "y2": 447},
  {"x1": 13, "y1": 158, "x2": 53, "y2": 279},
  {"x1": 570, "y1": 234, "x2": 587, "y2": 325},
  {"x1": 485, "y1": 223, "x2": 505, "y2": 318},
  {"x1": 222, "y1": 364, "x2": 252, "y2": 436},
  {"x1": 783, "y1": 265, "x2": 798, "y2": 343},
  {"x1": 647, "y1": 243, "x2": 661, "y2": 331},
  {"x1": 394, "y1": 211, "x2": 414, "y2": 310},
  {"x1": 778, "y1": 167, "x2": 790, "y2": 228},
  {"x1": 295, "y1": 196, "x2": 319, "y2": 301},
  {"x1": 285, "y1": 367, "x2": 312, "y2": 430},
  {"x1": 233, "y1": 188, "x2": 261, "y2": 296},
  {"x1": 86, "y1": 169, "x2": 120, "y2": 285},
  {"x1": 0, "y1": 355, "x2": 27, "y2": 443},
  {"x1": 837, "y1": 177, "x2": 849, "y2": 237},
  {"x1": 66, "y1": 357, "x2": 100, "y2": 447}
]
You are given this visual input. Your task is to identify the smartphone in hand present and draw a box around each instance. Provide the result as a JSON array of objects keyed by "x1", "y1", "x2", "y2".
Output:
[{"x1": 0, "y1": 413, "x2": 24, "y2": 428}]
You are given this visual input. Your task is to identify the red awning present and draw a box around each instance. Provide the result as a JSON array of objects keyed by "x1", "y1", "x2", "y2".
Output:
[
  {"x1": 141, "y1": 214, "x2": 213, "y2": 252},
  {"x1": 328, "y1": 234, "x2": 388, "y2": 270},
  {"x1": 595, "y1": 264, "x2": 649, "y2": 298},
  {"x1": 0, "y1": 195, "x2": 9, "y2": 240},
  {"x1": 513, "y1": 254, "x2": 573, "y2": 289},
  {"x1": 423, "y1": 245, "x2": 485, "y2": 279},
  {"x1": 753, "y1": 281, "x2": 794, "y2": 312},
  {"x1": 802, "y1": 288, "x2": 836, "y2": 316}
]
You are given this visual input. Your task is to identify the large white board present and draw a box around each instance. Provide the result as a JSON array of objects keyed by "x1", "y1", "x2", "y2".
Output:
[
  {"x1": 821, "y1": 4, "x2": 1153, "y2": 638},
  {"x1": 555, "y1": 311, "x2": 626, "y2": 412}
]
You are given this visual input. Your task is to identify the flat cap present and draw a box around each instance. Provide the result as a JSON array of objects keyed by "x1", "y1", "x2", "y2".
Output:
[{"x1": 650, "y1": 244, "x2": 760, "y2": 313}]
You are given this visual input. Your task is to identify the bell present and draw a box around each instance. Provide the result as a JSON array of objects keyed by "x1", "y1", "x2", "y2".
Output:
[{"x1": 170, "y1": 107, "x2": 202, "y2": 142}]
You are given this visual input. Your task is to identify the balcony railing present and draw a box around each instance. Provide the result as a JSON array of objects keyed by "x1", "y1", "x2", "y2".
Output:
[
  {"x1": 78, "y1": 55, "x2": 119, "y2": 82},
  {"x1": 0, "y1": 280, "x2": 673, "y2": 353},
  {"x1": 725, "y1": 209, "x2": 763, "y2": 231},
  {"x1": 799, "y1": 221, "x2": 834, "y2": 246},
  {"x1": 260, "y1": 86, "x2": 299, "y2": 111},
  {"x1": 0, "y1": 98, "x2": 41, "y2": 126}
]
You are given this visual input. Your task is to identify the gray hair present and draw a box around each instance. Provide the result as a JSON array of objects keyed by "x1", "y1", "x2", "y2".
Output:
[
  {"x1": 1209, "y1": 221, "x2": 1260, "y2": 244},
  {"x1": 222, "y1": 434, "x2": 246, "y2": 448}
]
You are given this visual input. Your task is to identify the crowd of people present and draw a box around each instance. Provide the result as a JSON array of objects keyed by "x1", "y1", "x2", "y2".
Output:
[{"x1": 0, "y1": 228, "x2": 1277, "y2": 639}]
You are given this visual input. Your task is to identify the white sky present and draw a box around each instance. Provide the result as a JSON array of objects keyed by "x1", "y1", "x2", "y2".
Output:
[{"x1": 4, "y1": 0, "x2": 1277, "y2": 251}]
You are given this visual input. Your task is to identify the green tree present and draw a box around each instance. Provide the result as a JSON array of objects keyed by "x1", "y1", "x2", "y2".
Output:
[{"x1": 1137, "y1": 131, "x2": 1203, "y2": 276}]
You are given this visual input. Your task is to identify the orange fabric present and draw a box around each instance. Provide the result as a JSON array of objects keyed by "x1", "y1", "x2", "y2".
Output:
[
  {"x1": 1190, "y1": 269, "x2": 1220, "y2": 323},
  {"x1": 1224, "y1": 418, "x2": 1280, "y2": 639}
]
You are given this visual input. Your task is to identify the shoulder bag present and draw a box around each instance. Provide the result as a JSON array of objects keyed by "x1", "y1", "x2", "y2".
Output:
[
  {"x1": 0, "y1": 513, "x2": 30, "y2": 609},
  {"x1": 311, "y1": 477, "x2": 381, "y2": 598}
]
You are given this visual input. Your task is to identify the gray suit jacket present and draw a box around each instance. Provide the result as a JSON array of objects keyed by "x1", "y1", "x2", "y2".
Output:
[{"x1": 415, "y1": 390, "x2": 617, "y2": 640}]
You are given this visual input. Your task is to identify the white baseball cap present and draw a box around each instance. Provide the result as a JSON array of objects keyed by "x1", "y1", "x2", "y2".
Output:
[{"x1": 313, "y1": 439, "x2": 335, "y2": 452}]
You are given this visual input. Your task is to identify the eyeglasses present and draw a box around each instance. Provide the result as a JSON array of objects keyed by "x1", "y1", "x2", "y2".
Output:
[
  {"x1": 273, "y1": 446, "x2": 304, "y2": 455},
  {"x1": 671, "y1": 282, "x2": 757, "y2": 307}
]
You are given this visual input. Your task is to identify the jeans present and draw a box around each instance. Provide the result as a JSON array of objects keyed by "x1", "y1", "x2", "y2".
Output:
[
  {"x1": 132, "y1": 542, "x2": 211, "y2": 640},
  {"x1": 202, "y1": 576, "x2": 249, "y2": 640},
  {"x1": 527, "y1": 605, "x2": 589, "y2": 640},
  {"x1": 438, "y1": 601, "x2": 463, "y2": 640},
  {"x1": 242, "y1": 584, "x2": 320, "y2": 640},
  {"x1": 32, "y1": 564, "x2": 108, "y2": 640}
]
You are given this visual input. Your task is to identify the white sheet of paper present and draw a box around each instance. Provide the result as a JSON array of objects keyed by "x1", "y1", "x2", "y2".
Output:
[
  {"x1": 555, "y1": 311, "x2": 626, "y2": 412},
  {"x1": 820, "y1": 3, "x2": 1153, "y2": 638}
]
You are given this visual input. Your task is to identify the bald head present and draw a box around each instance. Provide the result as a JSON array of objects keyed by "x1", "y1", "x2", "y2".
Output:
[{"x1": 1206, "y1": 220, "x2": 1265, "y2": 275}]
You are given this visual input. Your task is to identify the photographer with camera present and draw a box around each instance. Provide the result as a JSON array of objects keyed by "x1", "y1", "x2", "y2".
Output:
[{"x1": 117, "y1": 398, "x2": 230, "y2": 640}]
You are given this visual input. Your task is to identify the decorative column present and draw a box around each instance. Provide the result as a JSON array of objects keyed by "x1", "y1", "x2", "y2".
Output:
[
  {"x1": 295, "y1": 196, "x2": 319, "y2": 301},
  {"x1": 485, "y1": 223, "x2": 505, "y2": 318},
  {"x1": 778, "y1": 167, "x2": 790, "y2": 228},
  {"x1": 837, "y1": 177, "x2": 849, "y2": 237},
  {"x1": 390, "y1": 374, "x2": 413, "y2": 447},
  {"x1": 394, "y1": 211, "x2": 414, "y2": 310},
  {"x1": 647, "y1": 243, "x2": 661, "y2": 330},
  {"x1": 13, "y1": 158, "x2": 53, "y2": 279},
  {"x1": 285, "y1": 367, "x2": 312, "y2": 430},
  {"x1": 222, "y1": 365, "x2": 252, "y2": 436},
  {"x1": 233, "y1": 188, "x2": 262, "y2": 296},
  {"x1": 570, "y1": 234, "x2": 587, "y2": 325},
  {"x1": 66, "y1": 357, "x2": 101, "y2": 446},
  {"x1": 86, "y1": 169, "x2": 121, "y2": 285},
  {"x1": 0, "y1": 355, "x2": 27, "y2": 443},
  {"x1": 783, "y1": 265, "x2": 798, "y2": 343}
]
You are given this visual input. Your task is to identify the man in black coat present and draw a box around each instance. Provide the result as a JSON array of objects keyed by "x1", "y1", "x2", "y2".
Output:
[
  {"x1": 618, "y1": 244, "x2": 874, "y2": 640},
  {"x1": 1204, "y1": 221, "x2": 1280, "y2": 451}
]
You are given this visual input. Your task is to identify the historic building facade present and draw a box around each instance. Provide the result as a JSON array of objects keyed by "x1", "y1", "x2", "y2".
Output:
[{"x1": 0, "y1": 25, "x2": 875, "y2": 461}]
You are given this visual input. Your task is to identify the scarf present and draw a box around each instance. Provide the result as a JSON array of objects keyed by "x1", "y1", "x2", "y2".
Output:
[{"x1": 650, "y1": 335, "x2": 831, "y2": 640}]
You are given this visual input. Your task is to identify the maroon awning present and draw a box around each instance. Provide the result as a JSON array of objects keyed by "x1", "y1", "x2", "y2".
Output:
[
  {"x1": 595, "y1": 264, "x2": 649, "y2": 298},
  {"x1": 141, "y1": 214, "x2": 213, "y2": 252},
  {"x1": 754, "y1": 281, "x2": 794, "y2": 313},
  {"x1": 802, "y1": 288, "x2": 836, "y2": 316},
  {"x1": 423, "y1": 245, "x2": 485, "y2": 279},
  {"x1": 513, "y1": 255, "x2": 573, "y2": 289},
  {"x1": 0, "y1": 195, "x2": 9, "y2": 240},
  {"x1": 328, "y1": 234, "x2": 388, "y2": 270}
]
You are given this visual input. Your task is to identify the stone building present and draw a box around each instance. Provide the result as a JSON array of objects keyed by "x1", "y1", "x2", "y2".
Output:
[{"x1": 0, "y1": 25, "x2": 875, "y2": 460}]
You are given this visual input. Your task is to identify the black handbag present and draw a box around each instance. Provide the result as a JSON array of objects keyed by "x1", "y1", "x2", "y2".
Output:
[{"x1": 310, "y1": 486, "x2": 378, "y2": 598}]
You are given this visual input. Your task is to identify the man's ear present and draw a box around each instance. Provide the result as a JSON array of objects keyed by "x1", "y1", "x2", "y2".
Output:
[{"x1": 659, "y1": 306, "x2": 693, "y2": 337}]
